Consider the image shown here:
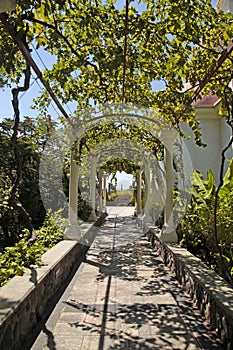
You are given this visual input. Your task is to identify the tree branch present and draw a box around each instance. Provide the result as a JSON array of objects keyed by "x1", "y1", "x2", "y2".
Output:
[
  {"x1": 213, "y1": 77, "x2": 233, "y2": 282},
  {"x1": 24, "y1": 15, "x2": 105, "y2": 88},
  {"x1": 10, "y1": 64, "x2": 36, "y2": 240}
]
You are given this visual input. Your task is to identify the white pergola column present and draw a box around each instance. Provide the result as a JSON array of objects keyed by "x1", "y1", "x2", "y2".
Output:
[
  {"x1": 151, "y1": 159, "x2": 165, "y2": 225},
  {"x1": 88, "y1": 154, "x2": 98, "y2": 221},
  {"x1": 136, "y1": 167, "x2": 143, "y2": 217},
  {"x1": 159, "y1": 130, "x2": 178, "y2": 243},
  {"x1": 64, "y1": 145, "x2": 81, "y2": 239},
  {"x1": 151, "y1": 162, "x2": 157, "y2": 223},
  {"x1": 98, "y1": 169, "x2": 104, "y2": 213},
  {"x1": 143, "y1": 155, "x2": 153, "y2": 225},
  {"x1": 102, "y1": 173, "x2": 108, "y2": 213}
]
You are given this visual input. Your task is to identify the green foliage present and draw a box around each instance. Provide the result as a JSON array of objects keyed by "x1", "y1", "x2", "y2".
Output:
[
  {"x1": 1, "y1": 0, "x2": 233, "y2": 284},
  {"x1": 177, "y1": 164, "x2": 233, "y2": 285},
  {"x1": 108, "y1": 189, "x2": 134, "y2": 205},
  {"x1": 0, "y1": 0, "x2": 232, "y2": 142},
  {"x1": 78, "y1": 193, "x2": 93, "y2": 221},
  {"x1": 118, "y1": 189, "x2": 135, "y2": 206},
  {"x1": 0, "y1": 211, "x2": 66, "y2": 286},
  {"x1": 191, "y1": 170, "x2": 215, "y2": 203},
  {"x1": 32, "y1": 210, "x2": 66, "y2": 248},
  {"x1": 218, "y1": 159, "x2": 233, "y2": 198},
  {"x1": 0, "y1": 173, "x2": 20, "y2": 247},
  {"x1": 102, "y1": 157, "x2": 138, "y2": 177},
  {"x1": 0, "y1": 116, "x2": 57, "y2": 247}
]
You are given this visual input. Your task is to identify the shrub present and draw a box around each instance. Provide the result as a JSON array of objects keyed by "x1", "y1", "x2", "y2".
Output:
[
  {"x1": 177, "y1": 165, "x2": 233, "y2": 285},
  {"x1": 0, "y1": 211, "x2": 67, "y2": 286}
]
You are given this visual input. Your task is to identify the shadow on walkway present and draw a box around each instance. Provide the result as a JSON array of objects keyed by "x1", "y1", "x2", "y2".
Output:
[{"x1": 31, "y1": 211, "x2": 224, "y2": 350}]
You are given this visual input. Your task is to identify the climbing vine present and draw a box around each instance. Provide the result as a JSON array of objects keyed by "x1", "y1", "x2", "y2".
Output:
[{"x1": 0, "y1": 0, "x2": 233, "y2": 142}]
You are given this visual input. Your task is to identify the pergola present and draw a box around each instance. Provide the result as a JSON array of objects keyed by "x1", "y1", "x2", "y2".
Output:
[
  {"x1": 1, "y1": 0, "x2": 233, "y2": 245},
  {"x1": 58, "y1": 107, "x2": 191, "y2": 244}
]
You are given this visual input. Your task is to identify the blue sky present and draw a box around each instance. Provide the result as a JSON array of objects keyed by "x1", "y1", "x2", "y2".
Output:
[
  {"x1": 0, "y1": 0, "x2": 219, "y2": 121},
  {"x1": 0, "y1": 47, "x2": 71, "y2": 120}
]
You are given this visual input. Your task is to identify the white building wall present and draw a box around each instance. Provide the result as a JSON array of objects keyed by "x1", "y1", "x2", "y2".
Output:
[
  {"x1": 181, "y1": 106, "x2": 233, "y2": 183},
  {"x1": 216, "y1": 0, "x2": 233, "y2": 13},
  {"x1": 180, "y1": 0, "x2": 233, "y2": 183}
]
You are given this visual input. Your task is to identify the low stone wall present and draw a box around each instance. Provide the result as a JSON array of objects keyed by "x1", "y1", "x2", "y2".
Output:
[
  {"x1": 0, "y1": 215, "x2": 106, "y2": 350},
  {"x1": 146, "y1": 230, "x2": 233, "y2": 350}
]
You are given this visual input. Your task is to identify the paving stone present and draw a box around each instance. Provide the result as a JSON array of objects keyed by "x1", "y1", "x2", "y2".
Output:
[
  {"x1": 42, "y1": 335, "x2": 84, "y2": 350},
  {"x1": 31, "y1": 207, "x2": 224, "y2": 350}
]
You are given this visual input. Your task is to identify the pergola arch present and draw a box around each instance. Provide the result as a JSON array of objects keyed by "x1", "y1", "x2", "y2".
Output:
[
  {"x1": 40, "y1": 103, "x2": 193, "y2": 243},
  {"x1": 69, "y1": 104, "x2": 165, "y2": 148},
  {"x1": 82, "y1": 138, "x2": 156, "y2": 219}
]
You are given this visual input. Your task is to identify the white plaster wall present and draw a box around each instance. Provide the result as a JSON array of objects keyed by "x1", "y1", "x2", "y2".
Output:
[
  {"x1": 216, "y1": 0, "x2": 233, "y2": 13},
  {"x1": 181, "y1": 106, "x2": 233, "y2": 183}
]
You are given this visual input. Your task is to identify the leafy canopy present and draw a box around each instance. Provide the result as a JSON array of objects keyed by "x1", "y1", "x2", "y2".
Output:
[{"x1": 0, "y1": 1, "x2": 232, "y2": 124}]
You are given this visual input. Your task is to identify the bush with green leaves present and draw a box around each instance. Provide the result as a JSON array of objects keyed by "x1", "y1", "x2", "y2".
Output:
[
  {"x1": 177, "y1": 161, "x2": 233, "y2": 285},
  {"x1": 0, "y1": 211, "x2": 67, "y2": 286},
  {"x1": 0, "y1": 117, "x2": 57, "y2": 248},
  {"x1": 78, "y1": 193, "x2": 93, "y2": 222}
]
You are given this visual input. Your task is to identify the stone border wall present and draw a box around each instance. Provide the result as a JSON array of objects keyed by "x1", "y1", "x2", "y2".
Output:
[
  {"x1": 0, "y1": 215, "x2": 106, "y2": 350},
  {"x1": 146, "y1": 230, "x2": 233, "y2": 350}
]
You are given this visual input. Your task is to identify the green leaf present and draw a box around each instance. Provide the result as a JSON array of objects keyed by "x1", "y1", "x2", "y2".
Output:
[
  {"x1": 205, "y1": 170, "x2": 215, "y2": 199},
  {"x1": 218, "y1": 159, "x2": 233, "y2": 198}
]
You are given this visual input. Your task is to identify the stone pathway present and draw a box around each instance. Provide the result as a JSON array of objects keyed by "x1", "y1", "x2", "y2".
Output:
[{"x1": 31, "y1": 207, "x2": 223, "y2": 350}]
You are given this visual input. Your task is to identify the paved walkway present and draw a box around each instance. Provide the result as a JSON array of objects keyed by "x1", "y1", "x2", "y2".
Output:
[{"x1": 31, "y1": 207, "x2": 223, "y2": 350}]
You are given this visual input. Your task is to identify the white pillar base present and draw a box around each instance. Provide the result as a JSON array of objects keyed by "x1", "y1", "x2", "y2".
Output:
[
  {"x1": 64, "y1": 224, "x2": 81, "y2": 240},
  {"x1": 142, "y1": 214, "x2": 153, "y2": 232},
  {"x1": 136, "y1": 213, "x2": 143, "y2": 228},
  {"x1": 142, "y1": 213, "x2": 153, "y2": 224},
  {"x1": 159, "y1": 225, "x2": 178, "y2": 243},
  {"x1": 88, "y1": 210, "x2": 97, "y2": 222}
]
